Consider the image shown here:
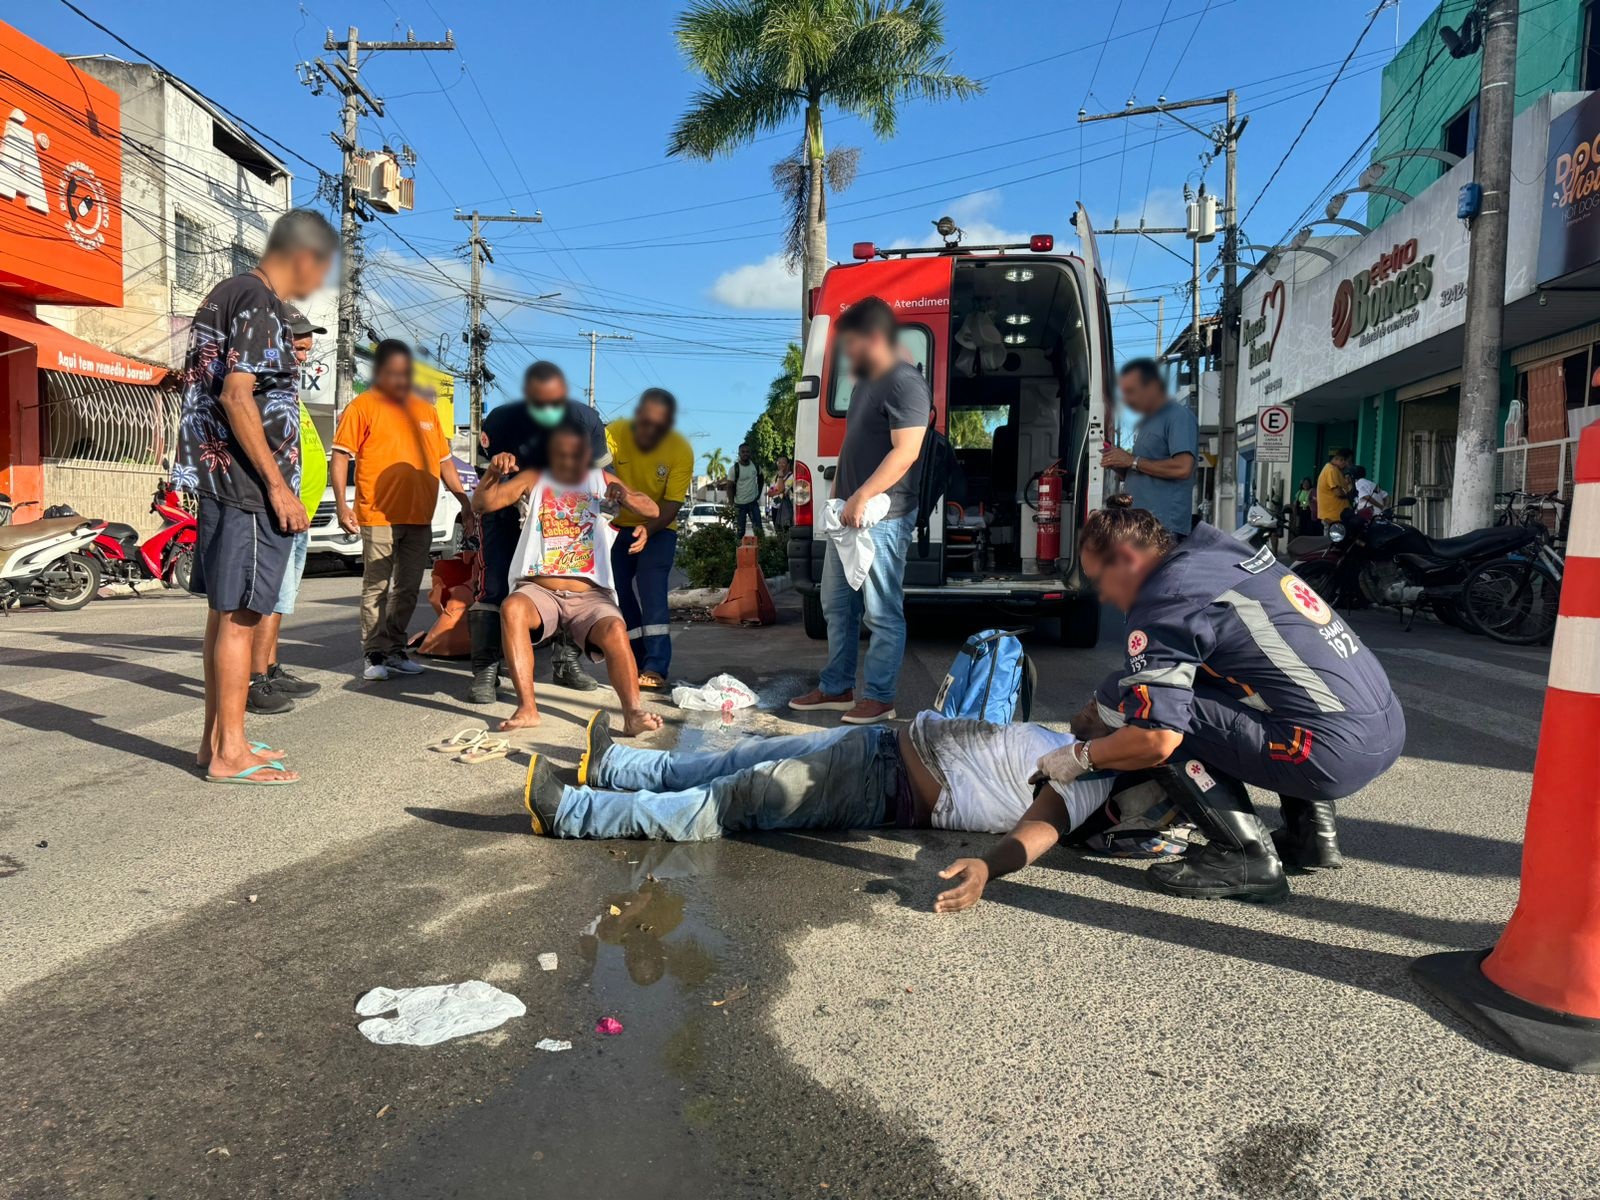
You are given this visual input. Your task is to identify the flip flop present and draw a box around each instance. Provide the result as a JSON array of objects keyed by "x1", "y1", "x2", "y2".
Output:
[
  {"x1": 251, "y1": 741, "x2": 287, "y2": 760},
  {"x1": 638, "y1": 671, "x2": 667, "y2": 690},
  {"x1": 429, "y1": 728, "x2": 490, "y2": 754},
  {"x1": 455, "y1": 737, "x2": 512, "y2": 765},
  {"x1": 205, "y1": 763, "x2": 298, "y2": 786}
]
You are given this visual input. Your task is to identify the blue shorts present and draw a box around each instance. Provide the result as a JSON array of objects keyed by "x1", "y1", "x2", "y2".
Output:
[
  {"x1": 274, "y1": 530, "x2": 310, "y2": 615},
  {"x1": 189, "y1": 496, "x2": 293, "y2": 616}
]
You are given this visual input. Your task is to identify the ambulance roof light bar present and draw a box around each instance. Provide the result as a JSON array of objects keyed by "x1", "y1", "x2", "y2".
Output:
[{"x1": 867, "y1": 234, "x2": 1057, "y2": 260}]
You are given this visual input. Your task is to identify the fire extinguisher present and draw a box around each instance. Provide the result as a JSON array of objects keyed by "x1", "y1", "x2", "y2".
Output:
[{"x1": 1033, "y1": 460, "x2": 1063, "y2": 566}]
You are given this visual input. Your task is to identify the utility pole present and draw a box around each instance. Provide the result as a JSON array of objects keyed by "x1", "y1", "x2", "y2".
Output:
[
  {"x1": 580, "y1": 330, "x2": 634, "y2": 410},
  {"x1": 1082, "y1": 92, "x2": 1247, "y2": 527},
  {"x1": 312, "y1": 25, "x2": 454, "y2": 423},
  {"x1": 1450, "y1": 0, "x2": 1519, "y2": 534},
  {"x1": 453, "y1": 210, "x2": 544, "y2": 450}
]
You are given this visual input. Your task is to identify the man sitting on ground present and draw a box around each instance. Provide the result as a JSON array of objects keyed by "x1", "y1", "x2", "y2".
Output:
[
  {"x1": 521, "y1": 708, "x2": 1171, "y2": 881},
  {"x1": 471, "y1": 421, "x2": 665, "y2": 737}
]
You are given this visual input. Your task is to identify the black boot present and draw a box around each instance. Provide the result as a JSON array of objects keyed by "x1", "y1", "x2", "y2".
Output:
[
  {"x1": 1273, "y1": 796, "x2": 1344, "y2": 870},
  {"x1": 549, "y1": 628, "x2": 600, "y2": 692},
  {"x1": 1146, "y1": 763, "x2": 1289, "y2": 903},
  {"x1": 467, "y1": 609, "x2": 502, "y2": 705}
]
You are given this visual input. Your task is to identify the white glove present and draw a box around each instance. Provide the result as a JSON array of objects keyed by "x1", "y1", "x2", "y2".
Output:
[{"x1": 1036, "y1": 741, "x2": 1093, "y2": 786}]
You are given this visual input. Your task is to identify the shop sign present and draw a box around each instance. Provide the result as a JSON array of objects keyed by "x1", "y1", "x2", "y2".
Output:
[
  {"x1": 1330, "y1": 239, "x2": 1434, "y2": 349},
  {"x1": 1538, "y1": 89, "x2": 1600, "y2": 284}
]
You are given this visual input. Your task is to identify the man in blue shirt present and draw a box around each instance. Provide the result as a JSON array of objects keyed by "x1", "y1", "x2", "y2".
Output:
[{"x1": 1101, "y1": 359, "x2": 1199, "y2": 537}]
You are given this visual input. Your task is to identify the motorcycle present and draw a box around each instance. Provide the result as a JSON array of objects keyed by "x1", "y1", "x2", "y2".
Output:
[
  {"x1": 0, "y1": 508, "x2": 107, "y2": 611},
  {"x1": 1231, "y1": 500, "x2": 1281, "y2": 549},
  {"x1": 86, "y1": 480, "x2": 198, "y2": 592},
  {"x1": 1289, "y1": 499, "x2": 1537, "y2": 628}
]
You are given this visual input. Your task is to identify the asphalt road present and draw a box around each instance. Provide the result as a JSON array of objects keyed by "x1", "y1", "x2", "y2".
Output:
[{"x1": 0, "y1": 566, "x2": 1592, "y2": 1199}]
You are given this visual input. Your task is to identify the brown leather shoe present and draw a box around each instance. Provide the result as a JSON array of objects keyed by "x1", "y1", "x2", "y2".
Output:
[
  {"x1": 789, "y1": 687, "x2": 855, "y2": 712},
  {"x1": 840, "y1": 699, "x2": 897, "y2": 725}
]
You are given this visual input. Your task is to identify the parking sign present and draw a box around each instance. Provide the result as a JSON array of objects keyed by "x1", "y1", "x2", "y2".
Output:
[{"x1": 1258, "y1": 404, "x2": 1292, "y2": 463}]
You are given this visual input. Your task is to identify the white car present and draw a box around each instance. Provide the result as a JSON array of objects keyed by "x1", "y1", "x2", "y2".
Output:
[
  {"x1": 682, "y1": 502, "x2": 731, "y2": 533},
  {"x1": 306, "y1": 456, "x2": 475, "y2": 568}
]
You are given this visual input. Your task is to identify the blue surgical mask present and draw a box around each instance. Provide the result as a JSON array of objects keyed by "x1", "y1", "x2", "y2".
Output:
[{"x1": 527, "y1": 401, "x2": 565, "y2": 429}]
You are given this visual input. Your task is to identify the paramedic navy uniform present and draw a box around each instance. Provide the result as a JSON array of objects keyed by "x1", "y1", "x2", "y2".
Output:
[{"x1": 1097, "y1": 523, "x2": 1404, "y2": 800}]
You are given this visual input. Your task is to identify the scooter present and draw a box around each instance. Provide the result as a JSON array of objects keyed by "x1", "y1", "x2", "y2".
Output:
[
  {"x1": 87, "y1": 480, "x2": 198, "y2": 592},
  {"x1": 1231, "y1": 500, "x2": 1281, "y2": 549},
  {"x1": 1289, "y1": 500, "x2": 1535, "y2": 628},
  {"x1": 0, "y1": 510, "x2": 106, "y2": 611}
]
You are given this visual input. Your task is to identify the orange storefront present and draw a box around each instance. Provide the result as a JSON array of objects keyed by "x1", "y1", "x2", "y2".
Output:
[{"x1": 0, "y1": 20, "x2": 165, "y2": 521}]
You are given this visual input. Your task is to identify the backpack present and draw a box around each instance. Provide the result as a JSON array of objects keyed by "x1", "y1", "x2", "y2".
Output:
[
  {"x1": 913, "y1": 410, "x2": 963, "y2": 558},
  {"x1": 933, "y1": 629, "x2": 1036, "y2": 724}
]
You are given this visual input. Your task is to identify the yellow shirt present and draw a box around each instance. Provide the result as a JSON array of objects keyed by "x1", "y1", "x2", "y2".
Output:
[
  {"x1": 1316, "y1": 462, "x2": 1349, "y2": 521},
  {"x1": 605, "y1": 420, "x2": 693, "y2": 528}
]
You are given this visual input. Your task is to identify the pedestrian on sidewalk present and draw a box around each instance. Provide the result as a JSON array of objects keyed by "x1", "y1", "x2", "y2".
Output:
[
  {"x1": 790, "y1": 296, "x2": 929, "y2": 726},
  {"x1": 177, "y1": 209, "x2": 336, "y2": 785},
  {"x1": 606, "y1": 388, "x2": 693, "y2": 689},
  {"x1": 247, "y1": 305, "x2": 328, "y2": 715},
  {"x1": 769, "y1": 453, "x2": 794, "y2": 532},
  {"x1": 1100, "y1": 359, "x2": 1198, "y2": 538},
  {"x1": 469, "y1": 362, "x2": 612, "y2": 704},
  {"x1": 728, "y1": 443, "x2": 765, "y2": 538},
  {"x1": 331, "y1": 340, "x2": 474, "y2": 681},
  {"x1": 1317, "y1": 448, "x2": 1354, "y2": 530}
]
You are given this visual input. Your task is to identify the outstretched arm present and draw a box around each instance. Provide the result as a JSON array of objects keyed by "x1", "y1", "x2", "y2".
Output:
[
  {"x1": 472, "y1": 455, "x2": 536, "y2": 515},
  {"x1": 935, "y1": 784, "x2": 1075, "y2": 914},
  {"x1": 603, "y1": 471, "x2": 659, "y2": 521}
]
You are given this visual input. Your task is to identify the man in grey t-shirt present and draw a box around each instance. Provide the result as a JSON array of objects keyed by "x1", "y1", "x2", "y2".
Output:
[
  {"x1": 1101, "y1": 358, "x2": 1198, "y2": 537},
  {"x1": 790, "y1": 297, "x2": 930, "y2": 726}
]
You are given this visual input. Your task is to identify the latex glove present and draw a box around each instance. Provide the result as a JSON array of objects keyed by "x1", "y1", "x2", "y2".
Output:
[{"x1": 1035, "y1": 741, "x2": 1093, "y2": 787}]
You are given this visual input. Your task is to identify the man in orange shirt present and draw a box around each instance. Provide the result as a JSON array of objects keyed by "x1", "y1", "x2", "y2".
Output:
[{"x1": 331, "y1": 340, "x2": 474, "y2": 680}]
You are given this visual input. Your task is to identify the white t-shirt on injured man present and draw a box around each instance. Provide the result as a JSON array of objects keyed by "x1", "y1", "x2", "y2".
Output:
[
  {"x1": 506, "y1": 468, "x2": 617, "y2": 594},
  {"x1": 911, "y1": 711, "x2": 1114, "y2": 834}
]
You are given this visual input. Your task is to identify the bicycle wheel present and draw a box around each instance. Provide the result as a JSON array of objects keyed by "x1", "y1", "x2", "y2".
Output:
[{"x1": 1459, "y1": 557, "x2": 1560, "y2": 645}]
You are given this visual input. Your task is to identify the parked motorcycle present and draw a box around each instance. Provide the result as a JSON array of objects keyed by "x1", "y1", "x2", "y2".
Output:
[
  {"x1": 0, "y1": 510, "x2": 106, "y2": 611},
  {"x1": 1231, "y1": 500, "x2": 1281, "y2": 549},
  {"x1": 86, "y1": 480, "x2": 198, "y2": 592},
  {"x1": 1289, "y1": 499, "x2": 1537, "y2": 628}
]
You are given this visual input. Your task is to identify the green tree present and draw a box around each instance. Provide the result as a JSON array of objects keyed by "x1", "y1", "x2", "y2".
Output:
[
  {"x1": 667, "y1": 0, "x2": 979, "y2": 338},
  {"x1": 947, "y1": 408, "x2": 994, "y2": 449},
  {"x1": 704, "y1": 447, "x2": 730, "y2": 480}
]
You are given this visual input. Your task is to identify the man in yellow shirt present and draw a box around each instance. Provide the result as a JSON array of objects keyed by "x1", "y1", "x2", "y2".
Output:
[
  {"x1": 606, "y1": 388, "x2": 693, "y2": 688},
  {"x1": 1316, "y1": 448, "x2": 1354, "y2": 528}
]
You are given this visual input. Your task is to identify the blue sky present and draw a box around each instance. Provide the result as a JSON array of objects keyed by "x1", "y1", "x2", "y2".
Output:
[{"x1": 17, "y1": 0, "x2": 1433, "y2": 468}]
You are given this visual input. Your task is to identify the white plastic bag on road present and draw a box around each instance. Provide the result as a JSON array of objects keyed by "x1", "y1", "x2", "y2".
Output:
[
  {"x1": 672, "y1": 673, "x2": 758, "y2": 711},
  {"x1": 820, "y1": 495, "x2": 892, "y2": 589},
  {"x1": 356, "y1": 980, "x2": 525, "y2": 1047}
]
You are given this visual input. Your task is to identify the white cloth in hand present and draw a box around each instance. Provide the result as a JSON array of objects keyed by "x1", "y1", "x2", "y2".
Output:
[{"x1": 820, "y1": 494, "x2": 892, "y2": 589}]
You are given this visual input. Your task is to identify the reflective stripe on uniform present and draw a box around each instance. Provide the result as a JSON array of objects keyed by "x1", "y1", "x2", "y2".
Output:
[
  {"x1": 1119, "y1": 664, "x2": 1197, "y2": 689},
  {"x1": 641, "y1": 623, "x2": 671, "y2": 637},
  {"x1": 1217, "y1": 588, "x2": 1346, "y2": 714},
  {"x1": 1096, "y1": 699, "x2": 1127, "y2": 729}
]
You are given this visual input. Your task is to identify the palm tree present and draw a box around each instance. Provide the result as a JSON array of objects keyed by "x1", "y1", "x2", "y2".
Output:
[
  {"x1": 668, "y1": 0, "x2": 980, "y2": 339},
  {"x1": 704, "y1": 447, "x2": 730, "y2": 480}
]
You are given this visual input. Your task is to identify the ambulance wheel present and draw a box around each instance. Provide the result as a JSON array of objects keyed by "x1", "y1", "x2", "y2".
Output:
[
  {"x1": 1056, "y1": 596, "x2": 1100, "y2": 648},
  {"x1": 802, "y1": 591, "x2": 828, "y2": 640}
]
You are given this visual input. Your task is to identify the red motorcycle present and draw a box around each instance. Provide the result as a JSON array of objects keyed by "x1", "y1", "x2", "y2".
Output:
[{"x1": 88, "y1": 480, "x2": 197, "y2": 592}]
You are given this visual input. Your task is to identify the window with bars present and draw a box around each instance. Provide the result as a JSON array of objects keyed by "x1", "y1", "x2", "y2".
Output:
[
  {"x1": 229, "y1": 243, "x2": 258, "y2": 278},
  {"x1": 175, "y1": 212, "x2": 206, "y2": 294}
]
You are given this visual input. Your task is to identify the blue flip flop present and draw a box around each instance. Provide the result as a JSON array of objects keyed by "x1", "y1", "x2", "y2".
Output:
[{"x1": 205, "y1": 763, "x2": 297, "y2": 785}]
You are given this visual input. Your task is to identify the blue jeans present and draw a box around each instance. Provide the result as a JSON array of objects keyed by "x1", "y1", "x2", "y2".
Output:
[
  {"x1": 273, "y1": 531, "x2": 309, "y2": 616},
  {"x1": 736, "y1": 502, "x2": 764, "y2": 538},
  {"x1": 610, "y1": 527, "x2": 676, "y2": 676},
  {"x1": 819, "y1": 513, "x2": 913, "y2": 703},
  {"x1": 551, "y1": 725, "x2": 894, "y2": 840}
]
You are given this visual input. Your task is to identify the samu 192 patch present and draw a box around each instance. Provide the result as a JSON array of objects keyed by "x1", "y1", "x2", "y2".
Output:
[{"x1": 1184, "y1": 760, "x2": 1217, "y2": 792}]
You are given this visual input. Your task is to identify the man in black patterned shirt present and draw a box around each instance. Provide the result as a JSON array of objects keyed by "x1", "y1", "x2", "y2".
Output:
[{"x1": 176, "y1": 209, "x2": 336, "y2": 786}]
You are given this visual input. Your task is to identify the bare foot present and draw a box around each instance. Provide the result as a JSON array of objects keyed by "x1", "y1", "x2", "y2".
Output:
[
  {"x1": 197, "y1": 744, "x2": 283, "y2": 770},
  {"x1": 204, "y1": 753, "x2": 298, "y2": 783},
  {"x1": 621, "y1": 709, "x2": 663, "y2": 737},
  {"x1": 499, "y1": 705, "x2": 543, "y2": 732}
]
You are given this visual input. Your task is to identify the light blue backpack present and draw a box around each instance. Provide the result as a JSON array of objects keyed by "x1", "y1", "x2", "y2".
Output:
[{"x1": 933, "y1": 629, "x2": 1036, "y2": 724}]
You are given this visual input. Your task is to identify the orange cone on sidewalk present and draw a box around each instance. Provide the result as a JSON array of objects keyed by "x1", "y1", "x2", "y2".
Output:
[
  {"x1": 712, "y1": 536, "x2": 776, "y2": 626},
  {"x1": 1412, "y1": 422, "x2": 1600, "y2": 1072}
]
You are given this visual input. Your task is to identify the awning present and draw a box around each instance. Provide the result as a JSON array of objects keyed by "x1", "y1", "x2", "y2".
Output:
[{"x1": 0, "y1": 305, "x2": 167, "y2": 386}]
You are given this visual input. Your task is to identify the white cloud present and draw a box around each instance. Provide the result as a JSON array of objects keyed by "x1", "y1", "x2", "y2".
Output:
[
  {"x1": 708, "y1": 252, "x2": 802, "y2": 311},
  {"x1": 1114, "y1": 186, "x2": 1187, "y2": 234},
  {"x1": 888, "y1": 188, "x2": 1030, "y2": 250}
]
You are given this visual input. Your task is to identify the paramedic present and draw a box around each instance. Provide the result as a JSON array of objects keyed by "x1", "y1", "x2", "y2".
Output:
[{"x1": 1036, "y1": 507, "x2": 1404, "y2": 903}]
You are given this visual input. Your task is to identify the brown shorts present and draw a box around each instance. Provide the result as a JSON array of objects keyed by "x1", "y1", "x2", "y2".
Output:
[{"x1": 510, "y1": 580, "x2": 623, "y2": 660}]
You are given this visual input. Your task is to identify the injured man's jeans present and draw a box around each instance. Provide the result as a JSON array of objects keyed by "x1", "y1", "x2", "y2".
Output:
[{"x1": 552, "y1": 725, "x2": 901, "y2": 840}]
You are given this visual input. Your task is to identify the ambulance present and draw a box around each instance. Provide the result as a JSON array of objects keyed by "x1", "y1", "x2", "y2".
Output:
[{"x1": 788, "y1": 206, "x2": 1114, "y2": 647}]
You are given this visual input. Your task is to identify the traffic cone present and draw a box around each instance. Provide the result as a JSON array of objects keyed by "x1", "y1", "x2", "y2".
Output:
[
  {"x1": 712, "y1": 536, "x2": 776, "y2": 626},
  {"x1": 1411, "y1": 422, "x2": 1600, "y2": 1072}
]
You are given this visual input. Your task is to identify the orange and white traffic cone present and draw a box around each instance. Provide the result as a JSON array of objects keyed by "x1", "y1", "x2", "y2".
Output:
[
  {"x1": 1412, "y1": 422, "x2": 1600, "y2": 1072},
  {"x1": 711, "y1": 536, "x2": 776, "y2": 626}
]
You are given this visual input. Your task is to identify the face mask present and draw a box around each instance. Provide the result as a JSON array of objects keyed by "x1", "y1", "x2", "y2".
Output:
[{"x1": 527, "y1": 402, "x2": 565, "y2": 429}]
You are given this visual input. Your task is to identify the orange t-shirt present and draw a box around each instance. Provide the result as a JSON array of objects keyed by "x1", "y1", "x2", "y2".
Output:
[{"x1": 332, "y1": 391, "x2": 451, "y2": 527}]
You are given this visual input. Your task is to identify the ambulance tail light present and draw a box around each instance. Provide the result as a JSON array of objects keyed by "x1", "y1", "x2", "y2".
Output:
[
  {"x1": 1029, "y1": 234, "x2": 1054, "y2": 252},
  {"x1": 852, "y1": 241, "x2": 878, "y2": 260},
  {"x1": 793, "y1": 461, "x2": 814, "y2": 527}
]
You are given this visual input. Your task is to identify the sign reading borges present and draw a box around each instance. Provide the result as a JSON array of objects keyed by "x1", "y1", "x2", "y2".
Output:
[
  {"x1": 0, "y1": 21, "x2": 123, "y2": 307},
  {"x1": 1539, "y1": 89, "x2": 1600, "y2": 285}
]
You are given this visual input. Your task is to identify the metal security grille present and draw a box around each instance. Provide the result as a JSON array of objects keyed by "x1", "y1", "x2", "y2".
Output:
[{"x1": 41, "y1": 370, "x2": 179, "y2": 467}]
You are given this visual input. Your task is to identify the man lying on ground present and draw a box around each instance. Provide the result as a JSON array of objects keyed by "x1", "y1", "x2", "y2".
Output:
[
  {"x1": 521, "y1": 709, "x2": 1174, "y2": 885},
  {"x1": 471, "y1": 422, "x2": 665, "y2": 737}
]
